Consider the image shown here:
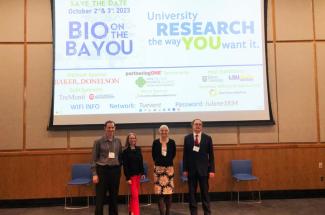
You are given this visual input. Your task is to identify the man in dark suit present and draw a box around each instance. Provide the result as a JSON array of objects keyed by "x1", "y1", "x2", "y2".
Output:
[{"x1": 183, "y1": 119, "x2": 215, "y2": 215}]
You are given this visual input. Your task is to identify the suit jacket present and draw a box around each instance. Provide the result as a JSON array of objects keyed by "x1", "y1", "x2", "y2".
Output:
[{"x1": 183, "y1": 133, "x2": 215, "y2": 177}]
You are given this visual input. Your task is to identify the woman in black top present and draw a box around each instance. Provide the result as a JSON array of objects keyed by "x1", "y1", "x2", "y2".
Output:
[
  {"x1": 152, "y1": 125, "x2": 176, "y2": 215},
  {"x1": 122, "y1": 133, "x2": 144, "y2": 215}
]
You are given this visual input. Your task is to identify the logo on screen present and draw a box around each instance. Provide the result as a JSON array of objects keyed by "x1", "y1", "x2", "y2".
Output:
[
  {"x1": 89, "y1": 93, "x2": 115, "y2": 100},
  {"x1": 136, "y1": 77, "x2": 146, "y2": 88}
]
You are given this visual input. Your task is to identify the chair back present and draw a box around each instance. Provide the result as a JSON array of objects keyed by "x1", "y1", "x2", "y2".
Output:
[
  {"x1": 179, "y1": 161, "x2": 188, "y2": 182},
  {"x1": 231, "y1": 160, "x2": 252, "y2": 175},
  {"x1": 179, "y1": 161, "x2": 183, "y2": 174},
  {"x1": 143, "y1": 162, "x2": 148, "y2": 176},
  {"x1": 140, "y1": 162, "x2": 150, "y2": 183},
  {"x1": 71, "y1": 163, "x2": 92, "y2": 180}
]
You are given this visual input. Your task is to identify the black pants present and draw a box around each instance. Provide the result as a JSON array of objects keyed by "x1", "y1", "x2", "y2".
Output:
[
  {"x1": 188, "y1": 173, "x2": 211, "y2": 215},
  {"x1": 95, "y1": 165, "x2": 121, "y2": 215}
]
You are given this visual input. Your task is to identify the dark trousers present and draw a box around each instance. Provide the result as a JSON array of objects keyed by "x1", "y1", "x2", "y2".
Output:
[
  {"x1": 188, "y1": 173, "x2": 211, "y2": 215},
  {"x1": 95, "y1": 165, "x2": 121, "y2": 215}
]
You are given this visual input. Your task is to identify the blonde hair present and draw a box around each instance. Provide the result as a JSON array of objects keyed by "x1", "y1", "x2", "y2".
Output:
[{"x1": 159, "y1": 124, "x2": 169, "y2": 132}]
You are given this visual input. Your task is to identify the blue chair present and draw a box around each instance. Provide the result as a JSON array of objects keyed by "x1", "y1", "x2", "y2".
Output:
[
  {"x1": 140, "y1": 162, "x2": 151, "y2": 206},
  {"x1": 65, "y1": 163, "x2": 92, "y2": 209},
  {"x1": 179, "y1": 161, "x2": 188, "y2": 203},
  {"x1": 231, "y1": 160, "x2": 261, "y2": 203}
]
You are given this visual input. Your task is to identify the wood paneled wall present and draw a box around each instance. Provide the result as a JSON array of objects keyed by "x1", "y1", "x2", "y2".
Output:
[{"x1": 1, "y1": 144, "x2": 325, "y2": 200}]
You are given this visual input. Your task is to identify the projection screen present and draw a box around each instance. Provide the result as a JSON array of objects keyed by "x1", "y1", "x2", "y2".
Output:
[{"x1": 49, "y1": 0, "x2": 273, "y2": 129}]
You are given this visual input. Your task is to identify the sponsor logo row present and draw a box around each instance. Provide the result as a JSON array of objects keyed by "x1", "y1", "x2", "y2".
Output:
[
  {"x1": 58, "y1": 94, "x2": 114, "y2": 101},
  {"x1": 55, "y1": 73, "x2": 255, "y2": 89}
]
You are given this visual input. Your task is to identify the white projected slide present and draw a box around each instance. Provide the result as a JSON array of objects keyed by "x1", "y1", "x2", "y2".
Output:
[{"x1": 51, "y1": 0, "x2": 273, "y2": 127}]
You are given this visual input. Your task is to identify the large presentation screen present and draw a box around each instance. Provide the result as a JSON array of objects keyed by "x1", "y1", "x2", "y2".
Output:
[{"x1": 50, "y1": 0, "x2": 273, "y2": 128}]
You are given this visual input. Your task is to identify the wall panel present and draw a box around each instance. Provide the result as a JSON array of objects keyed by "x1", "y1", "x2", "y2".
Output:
[
  {"x1": 27, "y1": 0, "x2": 52, "y2": 42},
  {"x1": 208, "y1": 127, "x2": 238, "y2": 145},
  {"x1": 276, "y1": 42, "x2": 317, "y2": 142},
  {"x1": 314, "y1": 0, "x2": 325, "y2": 39},
  {"x1": 70, "y1": 130, "x2": 103, "y2": 148},
  {"x1": 0, "y1": 0, "x2": 24, "y2": 42},
  {"x1": 26, "y1": 44, "x2": 67, "y2": 149},
  {"x1": 0, "y1": 152, "x2": 92, "y2": 199},
  {"x1": 240, "y1": 43, "x2": 278, "y2": 144},
  {"x1": 275, "y1": 0, "x2": 313, "y2": 40},
  {"x1": 0, "y1": 45, "x2": 24, "y2": 150}
]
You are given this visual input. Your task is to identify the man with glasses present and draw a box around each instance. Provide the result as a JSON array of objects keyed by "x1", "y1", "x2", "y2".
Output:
[{"x1": 182, "y1": 119, "x2": 215, "y2": 215}]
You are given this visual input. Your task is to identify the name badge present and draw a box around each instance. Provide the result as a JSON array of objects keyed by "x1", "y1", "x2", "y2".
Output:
[
  {"x1": 162, "y1": 150, "x2": 167, "y2": 157},
  {"x1": 108, "y1": 152, "x2": 115, "y2": 159},
  {"x1": 193, "y1": 145, "x2": 200, "y2": 152}
]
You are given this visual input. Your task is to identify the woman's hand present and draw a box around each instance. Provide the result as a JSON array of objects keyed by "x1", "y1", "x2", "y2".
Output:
[{"x1": 209, "y1": 172, "x2": 215, "y2": 178}]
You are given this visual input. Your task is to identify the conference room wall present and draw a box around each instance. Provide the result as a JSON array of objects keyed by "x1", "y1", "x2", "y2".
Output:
[{"x1": 1, "y1": 0, "x2": 325, "y2": 199}]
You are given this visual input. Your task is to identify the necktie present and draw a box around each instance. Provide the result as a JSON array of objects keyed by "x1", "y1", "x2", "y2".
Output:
[{"x1": 195, "y1": 134, "x2": 199, "y2": 145}]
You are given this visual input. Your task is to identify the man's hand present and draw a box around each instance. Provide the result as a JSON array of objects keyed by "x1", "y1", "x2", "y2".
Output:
[
  {"x1": 93, "y1": 175, "x2": 99, "y2": 184},
  {"x1": 183, "y1": 171, "x2": 188, "y2": 177},
  {"x1": 209, "y1": 172, "x2": 215, "y2": 178}
]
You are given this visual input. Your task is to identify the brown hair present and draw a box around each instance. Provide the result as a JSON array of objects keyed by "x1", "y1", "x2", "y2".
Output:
[
  {"x1": 125, "y1": 132, "x2": 137, "y2": 148},
  {"x1": 191, "y1": 119, "x2": 203, "y2": 126},
  {"x1": 104, "y1": 120, "x2": 115, "y2": 128}
]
